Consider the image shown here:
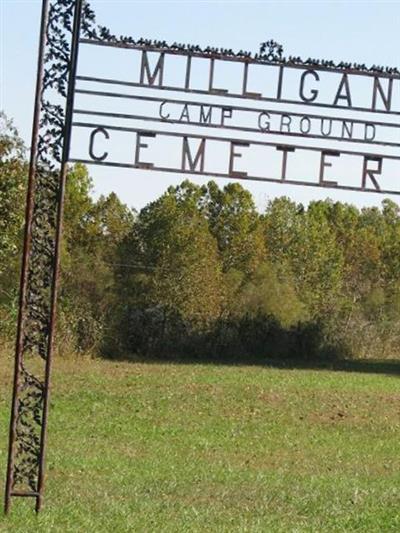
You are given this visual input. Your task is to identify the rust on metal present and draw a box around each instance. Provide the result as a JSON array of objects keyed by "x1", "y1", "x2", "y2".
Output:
[
  {"x1": 5, "y1": 0, "x2": 83, "y2": 513},
  {"x1": 4, "y1": 0, "x2": 399, "y2": 514}
]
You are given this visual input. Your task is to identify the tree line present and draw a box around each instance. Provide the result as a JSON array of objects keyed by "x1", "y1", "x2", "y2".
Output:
[{"x1": 1, "y1": 113, "x2": 400, "y2": 361}]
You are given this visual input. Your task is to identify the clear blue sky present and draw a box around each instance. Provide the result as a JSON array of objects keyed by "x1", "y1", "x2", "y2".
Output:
[{"x1": 1, "y1": 0, "x2": 400, "y2": 210}]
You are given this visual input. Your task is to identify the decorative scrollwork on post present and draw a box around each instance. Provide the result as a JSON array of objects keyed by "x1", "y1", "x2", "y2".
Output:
[{"x1": 5, "y1": 0, "x2": 82, "y2": 513}]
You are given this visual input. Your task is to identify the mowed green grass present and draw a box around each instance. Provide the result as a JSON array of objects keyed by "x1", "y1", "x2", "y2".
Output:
[{"x1": 0, "y1": 355, "x2": 399, "y2": 532}]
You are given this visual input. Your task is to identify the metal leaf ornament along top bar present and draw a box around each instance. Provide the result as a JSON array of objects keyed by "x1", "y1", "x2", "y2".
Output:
[
  {"x1": 80, "y1": 8, "x2": 399, "y2": 77},
  {"x1": 5, "y1": 0, "x2": 80, "y2": 513}
]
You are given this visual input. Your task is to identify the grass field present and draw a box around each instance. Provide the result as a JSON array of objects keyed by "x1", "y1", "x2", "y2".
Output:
[{"x1": 0, "y1": 355, "x2": 399, "y2": 532}]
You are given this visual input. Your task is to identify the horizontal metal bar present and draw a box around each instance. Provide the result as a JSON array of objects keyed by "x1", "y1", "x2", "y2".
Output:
[
  {"x1": 69, "y1": 158, "x2": 400, "y2": 196},
  {"x1": 76, "y1": 75, "x2": 400, "y2": 118},
  {"x1": 71, "y1": 121, "x2": 400, "y2": 160},
  {"x1": 79, "y1": 38, "x2": 400, "y2": 81},
  {"x1": 10, "y1": 491, "x2": 40, "y2": 498},
  {"x1": 74, "y1": 88, "x2": 400, "y2": 129},
  {"x1": 73, "y1": 108, "x2": 400, "y2": 149}
]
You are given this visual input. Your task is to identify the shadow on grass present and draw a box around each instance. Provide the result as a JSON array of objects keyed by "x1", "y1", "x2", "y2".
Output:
[
  {"x1": 108, "y1": 352, "x2": 400, "y2": 378},
  {"x1": 104, "y1": 312, "x2": 400, "y2": 377}
]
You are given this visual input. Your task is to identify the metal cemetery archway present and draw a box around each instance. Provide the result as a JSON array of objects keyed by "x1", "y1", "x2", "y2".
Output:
[{"x1": 4, "y1": 0, "x2": 400, "y2": 512}]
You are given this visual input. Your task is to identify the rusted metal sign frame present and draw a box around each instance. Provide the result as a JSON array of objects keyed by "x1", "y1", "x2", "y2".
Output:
[
  {"x1": 73, "y1": 26, "x2": 399, "y2": 194},
  {"x1": 4, "y1": 0, "x2": 399, "y2": 514}
]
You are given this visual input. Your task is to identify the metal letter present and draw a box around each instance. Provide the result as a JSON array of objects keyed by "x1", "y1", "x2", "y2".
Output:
[
  {"x1": 276, "y1": 66, "x2": 284, "y2": 100},
  {"x1": 221, "y1": 107, "x2": 233, "y2": 126},
  {"x1": 242, "y1": 62, "x2": 261, "y2": 98},
  {"x1": 179, "y1": 104, "x2": 190, "y2": 122},
  {"x1": 333, "y1": 74, "x2": 352, "y2": 107},
  {"x1": 229, "y1": 142, "x2": 249, "y2": 177},
  {"x1": 185, "y1": 55, "x2": 192, "y2": 90},
  {"x1": 276, "y1": 145, "x2": 295, "y2": 181},
  {"x1": 140, "y1": 51, "x2": 165, "y2": 86},
  {"x1": 199, "y1": 105, "x2": 213, "y2": 124},
  {"x1": 181, "y1": 137, "x2": 206, "y2": 172},
  {"x1": 364, "y1": 123, "x2": 376, "y2": 141},
  {"x1": 258, "y1": 112, "x2": 271, "y2": 132},
  {"x1": 372, "y1": 77, "x2": 393, "y2": 111},
  {"x1": 89, "y1": 127, "x2": 109, "y2": 161},
  {"x1": 299, "y1": 70, "x2": 320, "y2": 103},
  {"x1": 159, "y1": 101, "x2": 170, "y2": 120},
  {"x1": 300, "y1": 116, "x2": 311, "y2": 134},
  {"x1": 319, "y1": 151, "x2": 339, "y2": 186},
  {"x1": 341, "y1": 121, "x2": 354, "y2": 139},
  {"x1": 321, "y1": 118, "x2": 333, "y2": 137},
  {"x1": 209, "y1": 58, "x2": 228, "y2": 94},
  {"x1": 135, "y1": 132, "x2": 156, "y2": 168},
  {"x1": 280, "y1": 114, "x2": 292, "y2": 132},
  {"x1": 362, "y1": 157, "x2": 382, "y2": 190}
]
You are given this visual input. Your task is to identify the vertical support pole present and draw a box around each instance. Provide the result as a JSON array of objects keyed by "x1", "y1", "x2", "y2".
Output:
[
  {"x1": 4, "y1": 0, "x2": 50, "y2": 515},
  {"x1": 4, "y1": 0, "x2": 83, "y2": 514},
  {"x1": 35, "y1": 0, "x2": 83, "y2": 513}
]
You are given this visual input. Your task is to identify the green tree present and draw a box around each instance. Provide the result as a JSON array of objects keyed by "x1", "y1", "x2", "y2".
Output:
[
  {"x1": 59, "y1": 165, "x2": 135, "y2": 353},
  {"x1": 0, "y1": 113, "x2": 26, "y2": 338},
  {"x1": 137, "y1": 184, "x2": 223, "y2": 323},
  {"x1": 264, "y1": 198, "x2": 344, "y2": 318},
  {"x1": 205, "y1": 181, "x2": 265, "y2": 275},
  {"x1": 232, "y1": 262, "x2": 305, "y2": 328}
]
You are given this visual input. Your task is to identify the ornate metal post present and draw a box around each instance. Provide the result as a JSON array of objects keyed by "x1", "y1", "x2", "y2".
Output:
[{"x1": 4, "y1": 0, "x2": 83, "y2": 513}]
